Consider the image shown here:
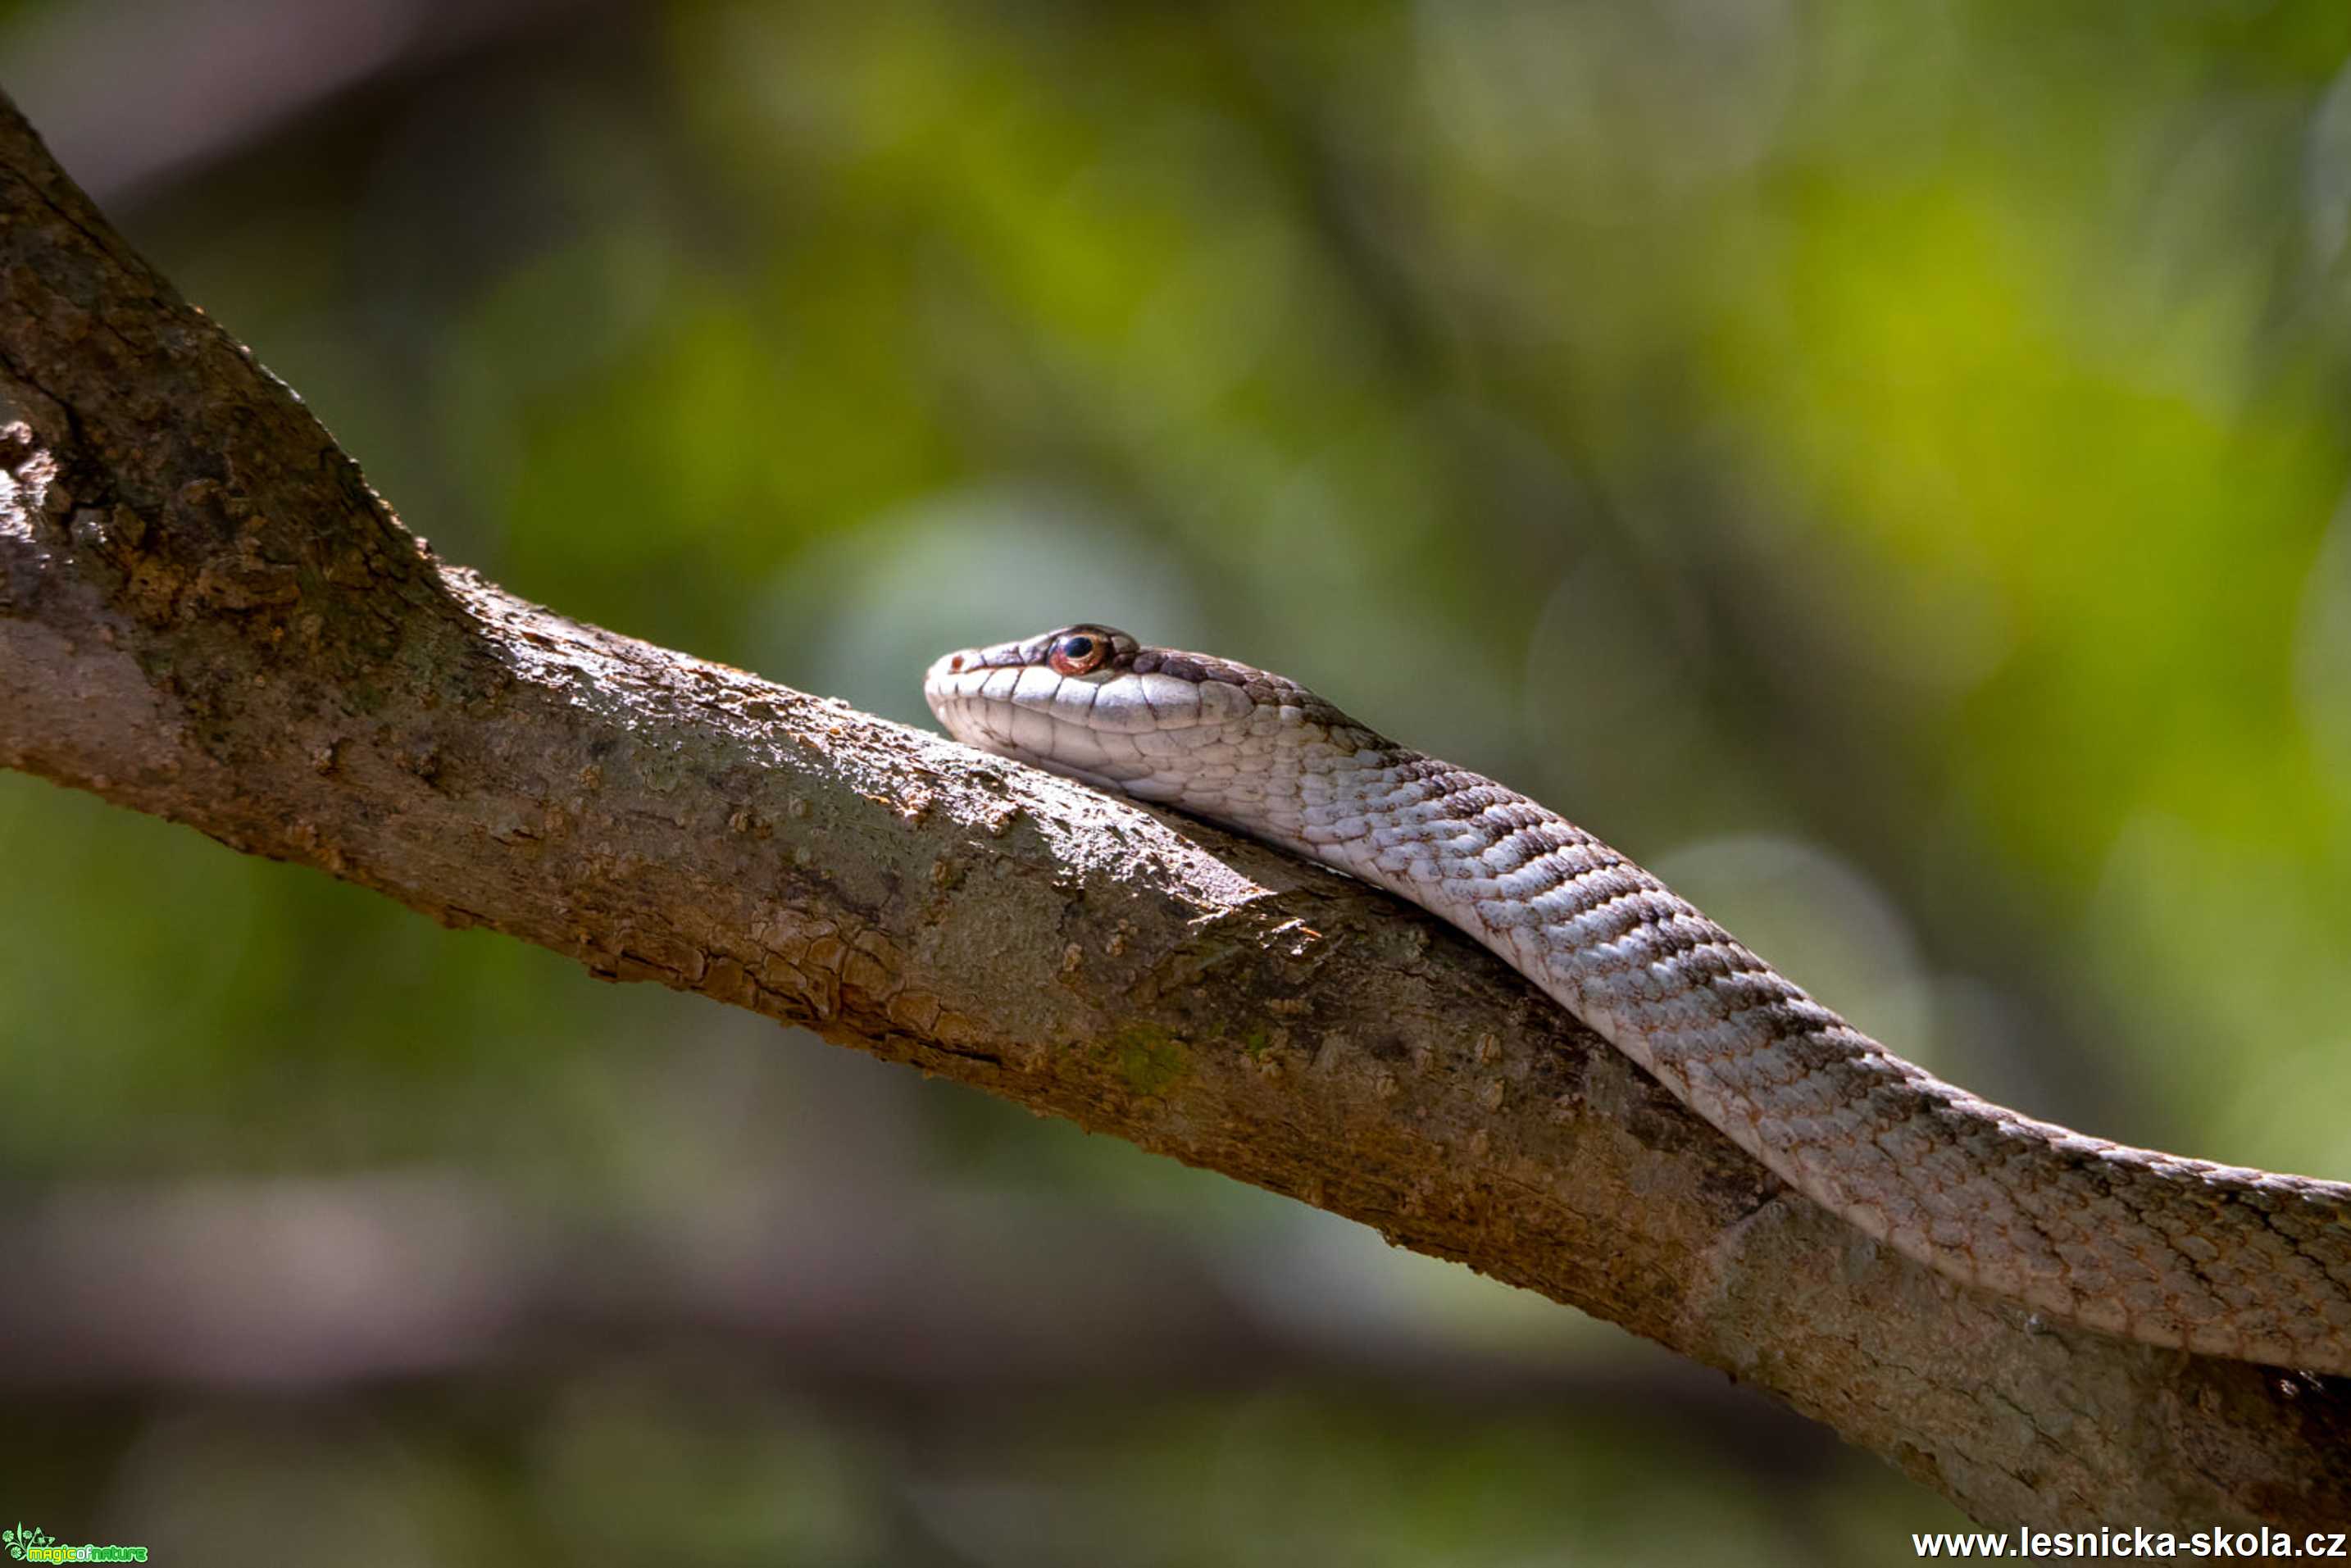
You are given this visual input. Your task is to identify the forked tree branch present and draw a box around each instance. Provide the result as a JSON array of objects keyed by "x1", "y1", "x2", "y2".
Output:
[{"x1": 0, "y1": 91, "x2": 2342, "y2": 1529}]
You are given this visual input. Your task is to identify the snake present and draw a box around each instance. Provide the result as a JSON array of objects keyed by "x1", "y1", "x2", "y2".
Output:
[{"x1": 923, "y1": 624, "x2": 2351, "y2": 1373}]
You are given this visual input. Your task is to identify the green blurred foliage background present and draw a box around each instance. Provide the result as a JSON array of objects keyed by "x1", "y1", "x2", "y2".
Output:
[{"x1": 6, "y1": 0, "x2": 2351, "y2": 1560}]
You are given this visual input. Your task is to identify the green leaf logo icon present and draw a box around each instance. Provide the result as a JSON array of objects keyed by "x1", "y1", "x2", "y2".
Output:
[{"x1": 2, "y1": 1523, "x2": 54, "y2": 1560}]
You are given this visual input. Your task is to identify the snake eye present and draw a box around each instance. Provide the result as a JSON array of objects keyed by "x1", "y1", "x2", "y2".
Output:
[{"x1": 1048, "y1": 631, "x2": 1107, "y2": 677}]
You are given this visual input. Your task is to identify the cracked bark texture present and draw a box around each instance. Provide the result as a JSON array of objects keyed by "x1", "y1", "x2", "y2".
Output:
[{"x1": 0, "y1": 90, "x2": 2343, "y2": 1532}]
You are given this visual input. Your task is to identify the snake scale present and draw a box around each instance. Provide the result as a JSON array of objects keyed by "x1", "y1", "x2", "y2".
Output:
[{"x1": 925, "y1": 624, "x2": 2351, "y2": 1373}]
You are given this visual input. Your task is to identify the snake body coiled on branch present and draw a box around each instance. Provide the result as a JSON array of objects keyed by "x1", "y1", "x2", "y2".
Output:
[{"x1": 924, "y1": 624, "x2": 2351, "y2": 1373}]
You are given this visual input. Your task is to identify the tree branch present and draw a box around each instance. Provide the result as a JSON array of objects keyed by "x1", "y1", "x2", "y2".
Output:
[{"x1": 0, "y1": 89, "x2": 2341, "y2": 1529}]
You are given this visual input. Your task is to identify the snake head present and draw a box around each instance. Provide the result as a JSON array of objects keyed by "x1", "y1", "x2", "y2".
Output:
[{"x1": 924, "y1": 625, "x2": 1362, "y2": 808}]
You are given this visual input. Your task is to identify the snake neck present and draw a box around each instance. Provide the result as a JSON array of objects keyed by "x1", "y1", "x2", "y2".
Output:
[{"x1": 1203, "y1": 744, "x2": 2351, "y2": 1374}]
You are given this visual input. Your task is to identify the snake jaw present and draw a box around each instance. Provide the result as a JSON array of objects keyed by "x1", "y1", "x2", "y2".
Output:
[
  {"x1": 925, "y1": 633, "x2": 1126, "y2": 781},
  {"x1": 923, "y1": 627, "x2": 1261, "y2": 805}
]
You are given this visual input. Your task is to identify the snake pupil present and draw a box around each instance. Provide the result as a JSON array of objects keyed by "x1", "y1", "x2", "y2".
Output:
[{"x1": 1047, "y1": 632, "x2": 1107, "y2": 677}]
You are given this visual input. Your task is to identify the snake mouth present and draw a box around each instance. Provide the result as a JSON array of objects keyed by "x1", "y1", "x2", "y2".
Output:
[
  {"x1": 927, "y1": 691, "x2": 1169, "y2": 799},
  {"x1": 927, "y1": 676, "x2": 1116, "y2": 771},
  {"x1": 923, "y1": 652, "x2": 1240, "y2": 807},
  {"x1": 921, "y1": 649, "x2": 980, "y2": 726},
  {"x1": 926, "y1": 653, "x2": 1237, "y2": 738}
]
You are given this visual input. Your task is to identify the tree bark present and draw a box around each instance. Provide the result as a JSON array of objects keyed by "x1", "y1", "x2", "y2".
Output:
[{"x1": 0, "y1": 90, "x2": 2342, "y2": 1531}]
